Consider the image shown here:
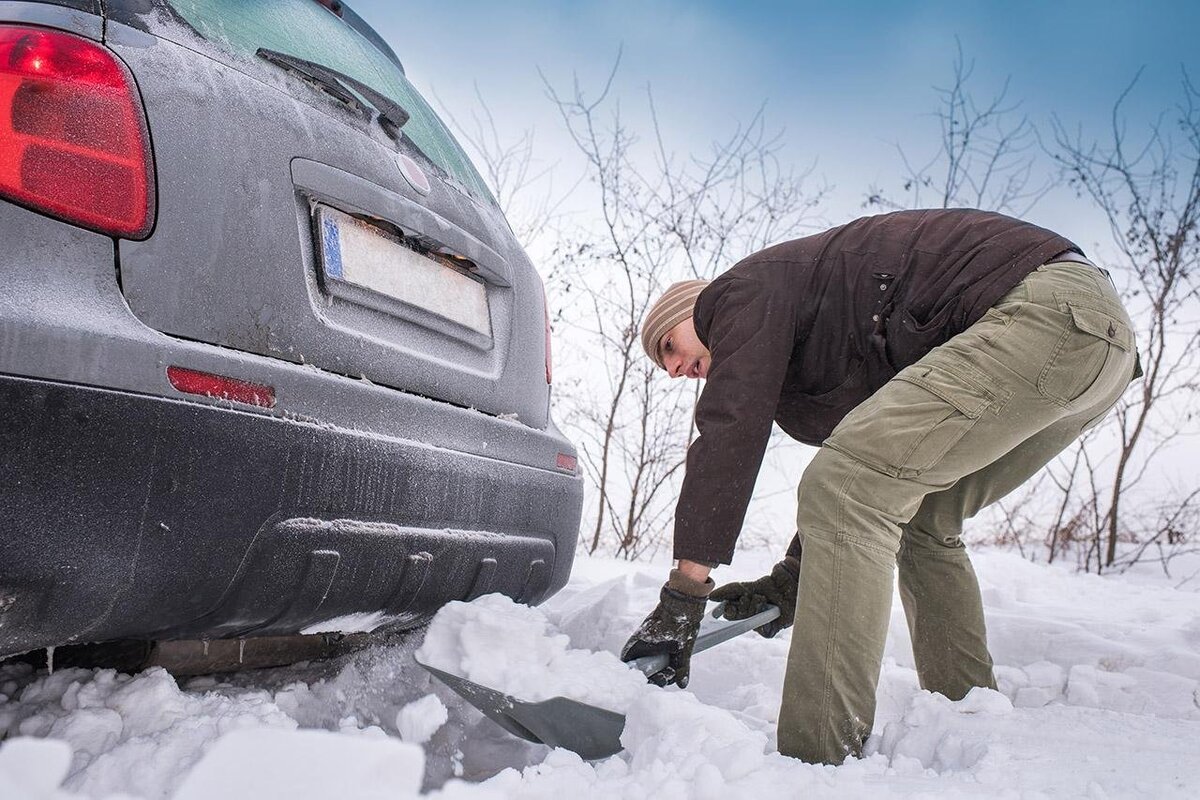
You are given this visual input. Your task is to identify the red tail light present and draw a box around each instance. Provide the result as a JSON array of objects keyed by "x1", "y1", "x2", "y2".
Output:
[{"x1": 0, "y1": 25, "x2": 155, "y2": 238}]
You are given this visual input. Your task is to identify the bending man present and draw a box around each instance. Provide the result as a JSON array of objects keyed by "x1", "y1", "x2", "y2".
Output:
[{"x1": 621, "y1": 208, "x2": 1139, "y2": 765}]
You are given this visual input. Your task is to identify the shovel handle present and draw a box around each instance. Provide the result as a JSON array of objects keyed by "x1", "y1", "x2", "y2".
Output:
[{"x1": 629, "y1": 603, "x2": 781, "y2": 679}]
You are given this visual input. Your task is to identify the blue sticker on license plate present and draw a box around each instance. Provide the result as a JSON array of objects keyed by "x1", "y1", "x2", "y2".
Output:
[{"x1": 321, "y1": 214, "x2": 344, "y2": 280}]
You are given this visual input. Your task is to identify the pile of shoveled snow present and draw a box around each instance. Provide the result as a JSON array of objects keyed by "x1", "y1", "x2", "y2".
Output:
[
  {"x1": 415, "y1": 593, "x2": 648, "y2": 709},
  {"x1": 1, "y1": 550, "x2": 1198, "y2": 799}
]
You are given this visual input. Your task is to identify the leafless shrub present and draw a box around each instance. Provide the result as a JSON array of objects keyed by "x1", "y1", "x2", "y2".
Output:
[
  {"x1": 866, "y1": 39, "x2": 1051, "y2": 215},
  {"x1": 541, "y1": 56, "x2": 828, "y2": 558},
  {"x1": 876, "y1": 52, "x2": 1200, "y2": 574},
  {"x1": 979, "y1": 72, "x2": 1200, "y2": 573},
  {"x1": 1035, "y1": 70, "x2": 1200, "y2": 573},
  {"x1": 433, "y1": 85, "x2": 571, "y2": 249}
]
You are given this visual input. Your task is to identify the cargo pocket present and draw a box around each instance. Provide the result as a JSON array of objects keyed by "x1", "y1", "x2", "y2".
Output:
[
  {"x1": 1039, "y1": 302, "x2": 1132, "y2": 406},
  {"x1": 973, "y1": 306, "x2": 1016, "y2": 345},
  {"x1": 826, "y1": 363, "x2": 996, "y2": 480}
]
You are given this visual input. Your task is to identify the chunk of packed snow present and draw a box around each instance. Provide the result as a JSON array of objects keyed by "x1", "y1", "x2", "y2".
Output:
[
  {"x1": 171, "y1": 728, "x2": 424, "y2": 800},
  {"x1": 950, "y1": 686, "x2": 1013, "y2": 715},
  {"x1": 396, "y1": 695, "x2": 449, "y2": 745}
]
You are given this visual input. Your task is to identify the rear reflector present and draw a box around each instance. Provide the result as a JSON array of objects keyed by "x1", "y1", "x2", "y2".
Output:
[
  {"x1": 556, "y1": 453, "x2": 577, "y2": 472},
  {"x1": 167, "y1": 366, "x2": 276, "y2": 408},
  {"x1": 0, "y1": 25, "x2": 155, "y2": 238}
]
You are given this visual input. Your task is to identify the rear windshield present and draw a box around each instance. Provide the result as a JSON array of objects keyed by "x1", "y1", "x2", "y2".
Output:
[{"x1": 166, "y1": 0, "x2": 496, "y2": 205}]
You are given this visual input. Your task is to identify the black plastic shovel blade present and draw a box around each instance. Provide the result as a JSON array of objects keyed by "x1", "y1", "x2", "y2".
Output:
[
  {"x1": 415, "y1": 603, "x2": 779, "y2": 760},
  {"x1": 417, "y1": 659, "x2": 627, "y2": 760}
]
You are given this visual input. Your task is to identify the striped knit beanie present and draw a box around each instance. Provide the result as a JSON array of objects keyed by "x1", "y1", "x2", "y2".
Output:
[{"x1": 640, "y1": 279, "x2": 711, "y2": 368}]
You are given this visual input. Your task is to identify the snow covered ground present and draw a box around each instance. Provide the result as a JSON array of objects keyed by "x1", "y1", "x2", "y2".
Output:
[{"x1": 1, "y1": 549, "x2": 1198, "y2": 799}]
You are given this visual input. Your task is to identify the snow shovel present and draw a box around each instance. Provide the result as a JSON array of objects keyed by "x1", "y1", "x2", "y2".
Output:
[{"x1": 415, "y1": 603, "x2": 780, "y2": 760}]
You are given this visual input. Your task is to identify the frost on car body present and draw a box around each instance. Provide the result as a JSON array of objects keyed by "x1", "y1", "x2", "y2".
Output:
[{"x1": 0, "y1": 0, "x2": 582, "y2": 664}]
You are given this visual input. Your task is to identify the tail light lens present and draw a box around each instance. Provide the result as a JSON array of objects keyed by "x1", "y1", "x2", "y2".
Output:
[{"x1": 0, "y1": 25, "x2": 155, "y2": 238}]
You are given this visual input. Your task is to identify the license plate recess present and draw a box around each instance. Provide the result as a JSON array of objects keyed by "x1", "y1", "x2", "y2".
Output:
[{"x1": 315, "y1": 205, "x2": 491, "y2": 340}]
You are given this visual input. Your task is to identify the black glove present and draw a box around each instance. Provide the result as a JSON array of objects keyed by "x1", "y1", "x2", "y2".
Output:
[
  {"x1": 620, "y1": 571, "x2": 712, "y2": 688},
  {"x1": 709, "y1": 556, "x2": 800, "y2": 638}
]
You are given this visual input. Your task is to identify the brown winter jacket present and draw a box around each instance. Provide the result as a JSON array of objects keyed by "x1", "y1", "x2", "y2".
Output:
[{"x1": 675, "y1": 208, "x2": 1079, "y2": 565}]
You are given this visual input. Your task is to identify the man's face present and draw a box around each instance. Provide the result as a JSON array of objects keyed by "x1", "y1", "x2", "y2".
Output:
[{"x1": 658, "y1": 318, "x2": 711, "y2": 379}]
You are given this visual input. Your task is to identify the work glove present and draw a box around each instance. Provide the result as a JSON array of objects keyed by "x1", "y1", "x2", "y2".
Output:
[
  {"x1": 620, "y1": 569, "x2": 713, "y2": 688},
  {"x1": 709, "y1": 555, "x2": 800, "y2": 638}
]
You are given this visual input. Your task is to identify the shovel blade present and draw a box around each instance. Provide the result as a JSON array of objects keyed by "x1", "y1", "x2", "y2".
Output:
[
  {"x1": 418, "y1": 658, "x2": 627, "y2": 760},
  {"x1": 416, "y1": 603, "x2": 781, "y2": 760},
  {"x1": 505, "y1": 695, "x2": 627, "y2": 760}
]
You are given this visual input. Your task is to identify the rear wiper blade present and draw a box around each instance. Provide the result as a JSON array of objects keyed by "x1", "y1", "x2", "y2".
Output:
[
  {"x1": 256, "y1": 47, "x2": 368, "y2": 118},
  {"x1": 256, "y1": 48, "x2": 410, "y2": 142}
]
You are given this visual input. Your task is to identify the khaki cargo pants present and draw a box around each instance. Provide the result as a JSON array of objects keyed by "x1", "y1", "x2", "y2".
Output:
[{"x1": 781, "y1": 260, "x2": 1137, "y2": 765}]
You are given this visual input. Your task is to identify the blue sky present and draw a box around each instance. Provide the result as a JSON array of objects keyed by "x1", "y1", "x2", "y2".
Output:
[{"x1": 355, "y1": 0, "x2": 1200, "y2": 243}]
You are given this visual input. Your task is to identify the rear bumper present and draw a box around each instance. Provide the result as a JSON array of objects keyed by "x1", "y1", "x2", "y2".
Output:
[{"x1": 0, "y1": 374, "x2": 582, "y2": 657}]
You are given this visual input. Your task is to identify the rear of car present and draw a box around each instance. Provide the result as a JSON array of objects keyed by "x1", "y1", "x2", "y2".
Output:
[{"x1": 0, "y1": 0, "x2": 582, "y2": 659}]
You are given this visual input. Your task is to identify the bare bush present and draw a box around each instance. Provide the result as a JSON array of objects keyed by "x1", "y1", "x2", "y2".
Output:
[
  {"x1": 866, "y1": 39, "x2": 1051, "y2": 215},
  {"x1": 542, "y1": 58, "x2": 828, "y2": 558},
  {"x1": 877, "y1": 52, "x2": 1200, "y2": 575},
  {"x1": 434, "y1": 85, "x2": 569, "y2": 249},
  {"x1": 1038, "y1": 71, "x2": 1200, "y2": 573}
]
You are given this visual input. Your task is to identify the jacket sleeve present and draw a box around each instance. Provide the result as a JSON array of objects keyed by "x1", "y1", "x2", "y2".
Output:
[
  {"x1": 785, "y1": 531, "x2": 802, "y2": 561},
  {"x1": 673, "y1": 275, "x2": 798, "y2": 565}
]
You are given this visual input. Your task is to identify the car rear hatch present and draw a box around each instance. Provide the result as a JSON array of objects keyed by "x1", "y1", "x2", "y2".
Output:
[{"x1": 105, "y1": 0, "x2": 551, "y2": 427}]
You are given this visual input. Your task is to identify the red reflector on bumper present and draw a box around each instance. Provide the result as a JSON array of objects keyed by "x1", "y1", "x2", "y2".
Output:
[
  {"x1": 167, "y1": 366, "x2": 276, "y2": 408},
  {"x1": 556, "y1": 453, "x2": 577, "y2": 472}
]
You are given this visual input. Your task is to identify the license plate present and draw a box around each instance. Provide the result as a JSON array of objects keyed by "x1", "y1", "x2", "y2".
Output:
[{"x1": 317, "y1": 205, "x2": 491, "y2": 337}]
